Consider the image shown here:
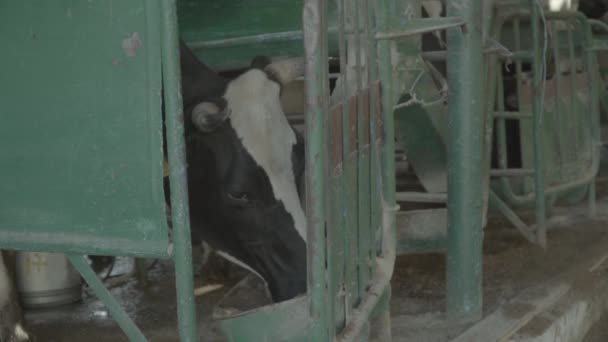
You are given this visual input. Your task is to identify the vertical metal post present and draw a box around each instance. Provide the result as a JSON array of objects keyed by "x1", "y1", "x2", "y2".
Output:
[
  {"x1": 160, "y1": 0, "x2": 198, "y2": 341},
  {"x1": 375, "y1": 0, "x2": 396, "y2": 247},
  {"x1": 446, "y1": 0, "x2": 483, "y2": 321},
  {"x1": 530, "y1": 0, "x2": 547, "y2": 247},
  {"x1": 587, "y1": 19, "x2": 600, "y2": 219},
  {"x1": 366, "y1": 0, "x2": 379, "y2": 265},
  {"x1": 303, "y1": 0, "x2": 330, "y2": 340},
  {"x1": 551, "y1": 22, "x2": 565, "y2": 179}
]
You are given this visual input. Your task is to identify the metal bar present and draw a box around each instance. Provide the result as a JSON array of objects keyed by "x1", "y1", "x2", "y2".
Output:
[
  {"x1": 341, "y1": 0, "x2": 359, "y2": 325},
  {"x1": 395, "y1": 192, "x2": 447, "y2": 203},
  {"x1": 499, "y1": 51, "x2": 535, "y2": 61},
  {"x1": 481, "y1": 25, "x2": 502, "y2": 229},
  {"x1": 366, "y1": 0, "x2": 380, "y2": 272},
  {"x1": 188, "y1": 27, "x2": 336, "y2": 50},
  {"x1": 68, "y1": 254, "x2": 147, "y2": 342},
  {"x1": 587, "y1": 18, "x2": 602, "y2": 219},
  {"x1": 588, "y1": 19, "x2": 608, "y2": 33},
  {"x1": 354, "y1": 0, "x2": 371, "y2": 303},
  {"x1": 587, "y1": 40, "x2": 608, "y2": 52},
  {"x1": 530, "y1": 0, "x2": 547, "y2": 248},
  {"x1": 375, "y1": 17, "x2": 465, "y2": 40},
  {"x1": 494, "y1": 111, "x2": 532, "y2": 119},
  {"x1": 160, "y1": 1, "x2": 198, "y2": 341},
  {"x1": 376, "y1": 0, "x2": 396, "y2": 254},
  {"x1": 334, "y1": 269, "x2": 390, "y2": 342},
  {"x1": 328, "y1": 106, "x2": 343, "y2": 333},
  {"x1": 514, "y1": 18, "x2": 524, "y2": 125},
  {"x1": 357, "y1": 0, "x2": 372, "y2": 303},
  {"x1": 495, "y1": 72, "x2": 520, "y2": 191},
  {"x1": 363, "y1": 0, "x2": 376, "y2": 284},
  {"x1": 490, "y1": 168, "x2": 535, "y2": 177},
  {"x1": 421, "y1": 48, "x2": 518, "y2": 61},
  {"x1": 446, "y1": 0, "x2": 483, "y2": 321},
  {"x1": 567, "y1": 26, "x2": 580, "y2": 158},
  {"x1": 551, "y1": 21, "x2": 566, "y2": 180},
  {"x1": 303, "y1": 0, "x2": 330, "y2": 340},
  {"x1": 333, "y1": 0, "x2": 347, "y2": 332}
]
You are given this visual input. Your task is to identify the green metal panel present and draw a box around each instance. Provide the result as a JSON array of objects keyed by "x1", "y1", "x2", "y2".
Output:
[
  {"x1": 0, "y1": 0, "x2": 169, "y2": 258},
  {"x1": 394, "y1": 94, "x2": 447, "y2": 193},
  {"x1": 177, "y1": 0, "x2": 339, "y2": 71}
]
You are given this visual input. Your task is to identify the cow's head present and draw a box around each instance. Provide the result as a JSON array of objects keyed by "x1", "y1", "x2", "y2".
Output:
[{"x1": 184, "y1": 58, "x2": 307, "y2": 302}]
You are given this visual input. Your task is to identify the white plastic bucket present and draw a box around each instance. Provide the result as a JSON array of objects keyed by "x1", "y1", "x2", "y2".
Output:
[{"x1": 15, "y1": 252, "x2": 82, "y2": 308}]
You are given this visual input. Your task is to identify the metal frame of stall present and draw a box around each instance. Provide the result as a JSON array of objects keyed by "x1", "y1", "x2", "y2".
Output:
[
  {"x1": 390, "y1": 0, "x2": 607, "y2": 322},
  {"x1": 0, "y1": 0, "x2": 550, "y2": 340},
  {"x1": 488, "y1": 8, "x2": 603, "y2": 247},
  {"x1": 376, "y1": 0, "x2": 486, "y2": 321}
]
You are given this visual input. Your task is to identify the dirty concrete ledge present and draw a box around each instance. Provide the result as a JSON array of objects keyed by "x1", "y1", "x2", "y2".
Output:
[{"x1": 452, "y1": 246, "x2": 608, "y2": 342}]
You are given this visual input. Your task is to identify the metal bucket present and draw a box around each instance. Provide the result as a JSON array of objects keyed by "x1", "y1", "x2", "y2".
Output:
[{"x1": 15, "y1": 252, "x2": 82, "y2": 308}]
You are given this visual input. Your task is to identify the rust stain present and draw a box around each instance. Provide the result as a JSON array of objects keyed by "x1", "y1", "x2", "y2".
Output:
[
  {"x1": 349, "y1": 95, "x2": 358, "y2": 157},
  {"x1": 362, "y1": 87, "x2": 371, "y2": 146},
  {"x1": 329, "y1": 104, "x2": 343, "y2": 175},
  {"x1": 122, "y1": 32, "x2": 141, "y2": 57}
]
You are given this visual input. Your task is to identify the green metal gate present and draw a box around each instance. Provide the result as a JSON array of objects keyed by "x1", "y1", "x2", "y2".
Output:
[
  {"x1": 0, "y1": 1, "x2": 197, "y2": 340},
  {"x1": 488, "y1": 5, "x2": 604, "y2": 247},
  {"x1": 388, "y1": 0, "x2": 607, "y2": 324},
  {"x1": 212, "y1": 0, "x2": 398, "y2": 340}
]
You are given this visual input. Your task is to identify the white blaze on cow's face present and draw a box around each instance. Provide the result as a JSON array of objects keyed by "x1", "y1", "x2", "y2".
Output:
[{"x1": 222, "y1": 69, "x2": 307, "y2": 243}]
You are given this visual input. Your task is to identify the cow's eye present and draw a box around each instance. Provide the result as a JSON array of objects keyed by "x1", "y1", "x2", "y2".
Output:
[{"x1": 227, "y1": 192, "x2": 250, "y2": 204}]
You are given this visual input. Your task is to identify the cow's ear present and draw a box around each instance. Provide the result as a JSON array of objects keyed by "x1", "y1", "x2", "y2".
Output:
[{"x1": 191, "y1": 98, "x2": 229, "y2": 132}]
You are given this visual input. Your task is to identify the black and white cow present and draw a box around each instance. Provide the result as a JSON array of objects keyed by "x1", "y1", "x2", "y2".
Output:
[
  {"x1": 174, "y1": 41, "x2": 308, "y2": 302},
  {"x1": 0, "y1": 252, "x2": 31, "y2": 342},
  {"x1": 0, "y1": 42, "x2": 307, "y2": 342}
]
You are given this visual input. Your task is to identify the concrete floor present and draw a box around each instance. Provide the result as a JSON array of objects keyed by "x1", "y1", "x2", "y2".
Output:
[
  {"x1": 21, "y1": 178, "x2": 608, "y2": 341},
  {"x1": 583, "y1": 313, "x2": 608, "y2": 342}
]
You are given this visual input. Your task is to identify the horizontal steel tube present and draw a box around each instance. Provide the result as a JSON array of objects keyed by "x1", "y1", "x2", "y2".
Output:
[
  {"x1": 493, "y1": 111, "x2": 532, "y2": 119},
  {"x1": 375, "y1": 17, "x2": 465, "y2": 40},
  {"x1": 490, "y1": 168, "x2": 535, "y2": 177},
  {"x1": 396, "y1": 192, "x2": 447, "y2": 203},
  {"x1": 188, "y1": 27, "x2": 338, "y2": 49}
]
